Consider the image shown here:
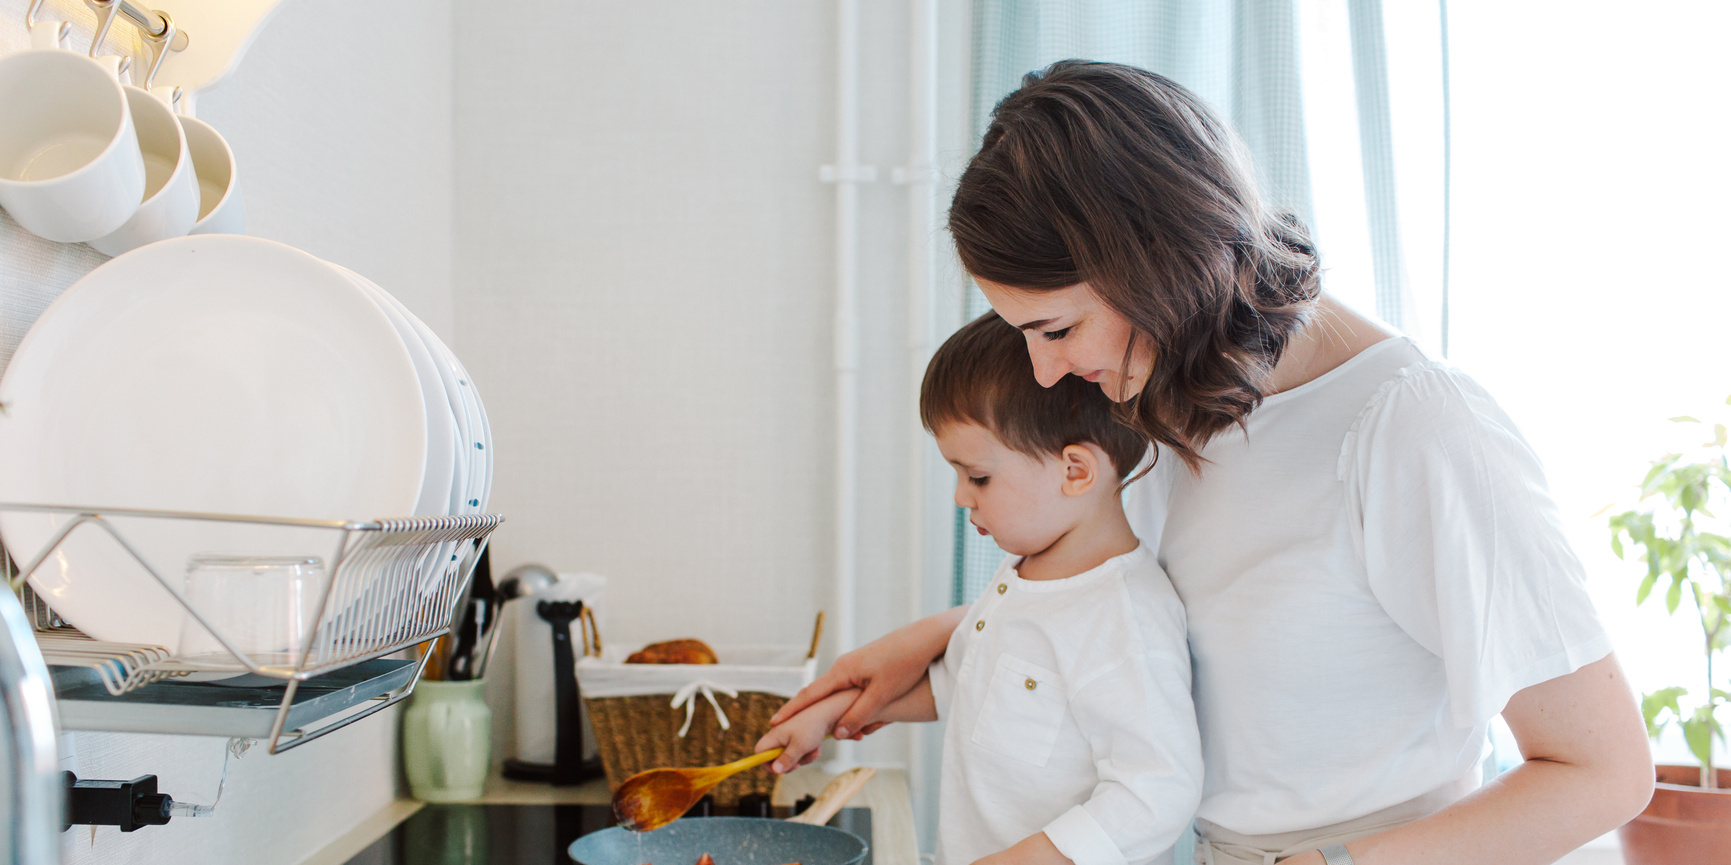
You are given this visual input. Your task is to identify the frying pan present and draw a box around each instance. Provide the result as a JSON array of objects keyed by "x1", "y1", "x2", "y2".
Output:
[{"x1": 567, "y1": 817, "x2": 868, "y2": 865}]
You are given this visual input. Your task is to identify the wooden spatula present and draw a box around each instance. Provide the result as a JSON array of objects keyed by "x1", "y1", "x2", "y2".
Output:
[
  {"x1": 786, "y1": 766, "x2": 876, "y2": 825},
  {"x1": 612, "y1": 748, "x2": 786, "y2": 832}
]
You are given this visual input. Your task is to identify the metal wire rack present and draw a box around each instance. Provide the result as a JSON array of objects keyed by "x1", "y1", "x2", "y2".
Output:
[{"x1": 4, "y1": 503, "x2": 502, "y2": 753}]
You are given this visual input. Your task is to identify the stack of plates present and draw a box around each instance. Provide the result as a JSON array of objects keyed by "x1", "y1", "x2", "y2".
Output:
[{"x1": 0, "y1": 235, "x2": 492, "y2": 648}]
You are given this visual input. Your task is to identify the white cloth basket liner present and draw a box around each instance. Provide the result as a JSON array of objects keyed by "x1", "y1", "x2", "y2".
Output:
[{"x1": 576, "y1": 644, "x2": 817, "y2": 699}]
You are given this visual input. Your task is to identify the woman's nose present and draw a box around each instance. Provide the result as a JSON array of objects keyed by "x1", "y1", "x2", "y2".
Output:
[{"x1": 1027, "y1": 342, "x2": 1069, "y2": 388}]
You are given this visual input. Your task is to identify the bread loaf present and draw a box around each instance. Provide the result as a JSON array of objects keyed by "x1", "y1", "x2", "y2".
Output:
[{"x1": 625, "y1": 639, "x2": 718, "y2": 665}]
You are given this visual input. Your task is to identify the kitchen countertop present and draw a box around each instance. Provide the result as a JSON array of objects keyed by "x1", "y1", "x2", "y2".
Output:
[{"x1": 298, "y1": 765, "x2": 918, "y2": 865}]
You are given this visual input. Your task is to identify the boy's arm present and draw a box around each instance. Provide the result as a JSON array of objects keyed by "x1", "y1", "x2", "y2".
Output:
[{"x1": 758, "y1": 677, "x2": 939, "y2": 774}]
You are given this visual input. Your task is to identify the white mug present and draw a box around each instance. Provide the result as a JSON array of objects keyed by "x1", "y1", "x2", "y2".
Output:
[
  {"x1": 0, "y1": 48, "x2": 146, "y2": 243},
  {"x1": 179, "y1": 114, "x2": 245, "y2": 236},
  {"x1": 88, "y1": 85, "x2": 199, "y2": 256}
]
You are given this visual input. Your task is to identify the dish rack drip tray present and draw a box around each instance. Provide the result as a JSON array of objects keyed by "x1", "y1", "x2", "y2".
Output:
[
  {"x1": 5, "y1": 503, "x2": 503, "y2": 753},
  {"x1": 53, "y1": 658, "x2": 418, "y2": 739}
]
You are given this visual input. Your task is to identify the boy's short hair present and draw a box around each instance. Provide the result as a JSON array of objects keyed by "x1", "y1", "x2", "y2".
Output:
[{"x1": 921, "y1": 312, "x2": 1149, "y2": 479}]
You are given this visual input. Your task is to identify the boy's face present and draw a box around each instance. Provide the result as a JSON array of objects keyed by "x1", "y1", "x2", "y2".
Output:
[{"x1": 933, "y1": 422, "x2": 1089, "y2": 558}]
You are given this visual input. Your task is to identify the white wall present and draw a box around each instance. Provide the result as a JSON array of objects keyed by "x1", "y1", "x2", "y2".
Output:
[
  {"x1": 452, "y1": 1, "x2": 947, "y2": 771},
  {"x1": 0, "y1": 1, "x2": 454, "y2": 863},
  {"x1": 4, "y1": 0, "x2": 964, "y2": 858}
]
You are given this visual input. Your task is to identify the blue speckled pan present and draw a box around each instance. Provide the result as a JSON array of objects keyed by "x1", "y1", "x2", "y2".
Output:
[{"x1": 568, "y1": 818, "x2": 868, "y2": 865}]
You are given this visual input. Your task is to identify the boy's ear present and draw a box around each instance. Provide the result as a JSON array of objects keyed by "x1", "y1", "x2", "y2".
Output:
[{"x1": 1059, "y1": 444, "x2": 1099, "y2": 497}]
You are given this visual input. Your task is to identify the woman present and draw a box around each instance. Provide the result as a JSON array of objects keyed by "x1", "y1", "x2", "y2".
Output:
[{"x1": 772, "y1": 61, "x2": 1654, "y2": 865}]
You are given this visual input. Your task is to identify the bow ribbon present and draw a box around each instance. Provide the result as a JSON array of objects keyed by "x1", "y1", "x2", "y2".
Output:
[{"x1": 670, "y1": 679, "x2": 739, "y2": 737}]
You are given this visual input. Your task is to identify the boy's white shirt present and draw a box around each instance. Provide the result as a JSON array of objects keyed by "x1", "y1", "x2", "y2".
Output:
[{"x1": 928, "y1": 545, "x2": 1201, "y2": 865}]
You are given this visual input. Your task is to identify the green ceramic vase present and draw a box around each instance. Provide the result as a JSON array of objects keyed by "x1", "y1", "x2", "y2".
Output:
[{"x1": 402, "y1": 680, "x2": 491, "y2": 802}]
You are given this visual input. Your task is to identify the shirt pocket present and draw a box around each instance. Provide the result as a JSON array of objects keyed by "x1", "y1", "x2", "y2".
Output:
[{"x1": 969, "y1": 653, "x2": 1068, "y2": 767}]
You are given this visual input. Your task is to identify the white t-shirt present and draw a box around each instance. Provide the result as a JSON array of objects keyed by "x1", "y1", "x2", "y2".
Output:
[
  {"x1": 928, "y1": 546, "x2": 1202, "y2": 865},
  {"x1": 1124, "y1": 336, "x2": 1614, "y2": 836}
]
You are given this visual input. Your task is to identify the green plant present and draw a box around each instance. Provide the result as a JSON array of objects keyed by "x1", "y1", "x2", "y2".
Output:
[{"x1": 1609, "y1": 404, "x2": 1731, "y2": 790}]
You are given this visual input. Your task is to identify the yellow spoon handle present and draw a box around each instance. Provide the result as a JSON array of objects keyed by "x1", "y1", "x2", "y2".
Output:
[{"x1": 719, "y1": 747, "x2": 785, "y2": 775}]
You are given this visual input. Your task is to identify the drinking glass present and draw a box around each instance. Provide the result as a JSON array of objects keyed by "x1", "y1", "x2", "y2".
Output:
[{"x1": 177, "y1": 554, "x2": 325, "y2": 671}]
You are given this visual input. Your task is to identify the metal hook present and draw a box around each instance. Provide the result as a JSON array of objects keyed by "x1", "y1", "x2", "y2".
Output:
[
  {"x1": 84, "y1": 0, "x2": 122, "y2": 58},
  {"x1": 25, "y1": 0, "x2": 71, "y2": 48},
  {"x1": 140, "y1": 11, "x2": 178, "y2": 89}
]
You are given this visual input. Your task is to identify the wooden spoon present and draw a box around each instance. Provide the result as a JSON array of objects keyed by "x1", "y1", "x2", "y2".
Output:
[{"x1": 612, "y1": 748, "x2": 786, "y2": 832}]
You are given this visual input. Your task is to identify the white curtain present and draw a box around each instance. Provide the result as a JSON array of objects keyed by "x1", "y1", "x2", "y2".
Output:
[{"x1": 954, "y1": 0, "x2": 1450, "y2": 604}]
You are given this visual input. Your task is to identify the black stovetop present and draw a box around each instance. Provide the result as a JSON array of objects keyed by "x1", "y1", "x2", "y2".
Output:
[{"x1": 341, "y1": 804, "x2": 872, "y2": 865}]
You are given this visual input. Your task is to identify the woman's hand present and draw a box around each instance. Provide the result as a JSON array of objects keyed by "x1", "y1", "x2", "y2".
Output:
[
  {"x1": 771, "y1": 605, "x2": 966, "y2": 738},
  {"x1": 970, "y1": 832, "x2": 1073, "y2": 865}
]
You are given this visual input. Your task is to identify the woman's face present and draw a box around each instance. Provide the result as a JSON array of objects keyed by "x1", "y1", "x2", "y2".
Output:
[{"x1": 975, "y1": 278, "x2": 1152, "y2": 402}]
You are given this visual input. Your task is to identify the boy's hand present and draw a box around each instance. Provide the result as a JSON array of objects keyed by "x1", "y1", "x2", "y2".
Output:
[
  {"x1": 756, "y1": 689, "x2": 860, "y2": 774},
  {"x1": 770, "y1": 607, "x2": 965, "y2": 738}
]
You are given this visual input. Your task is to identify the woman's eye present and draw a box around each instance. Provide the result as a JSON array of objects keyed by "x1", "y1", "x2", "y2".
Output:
[
  {"x1": 1041, "y1": 326, "x2": 1072, "y2": 341},
  {"x1": 968, "y1": 476, "x2": 990, "y2": 487}
]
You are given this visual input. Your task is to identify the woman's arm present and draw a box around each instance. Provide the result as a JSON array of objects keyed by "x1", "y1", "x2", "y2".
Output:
[
  {"x1": 1284, "y1": 653, "x2": 1654, "y2": 865},
  {"x1": 770, "y1": 605, "x2": 967, "y2": 738}
]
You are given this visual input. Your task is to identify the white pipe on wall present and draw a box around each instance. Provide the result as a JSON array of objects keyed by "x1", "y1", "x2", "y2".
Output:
[
  {"x1": 828, "y1": 0, "x2": 865, "y2": 770},
  {"x1": 903, "y1": 0, "x2": 939, "y2": 821}
]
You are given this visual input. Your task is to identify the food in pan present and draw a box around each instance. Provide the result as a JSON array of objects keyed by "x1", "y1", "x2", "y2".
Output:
[
  {"x1": 634, "y1": 854, "x2": 798, "y2": 865},
  {"x1": 626, "y1": 639, "x2": 719, "y2": 665}
]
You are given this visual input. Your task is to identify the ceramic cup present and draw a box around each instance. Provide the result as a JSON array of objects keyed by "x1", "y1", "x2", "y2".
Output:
[
  {"x1": 403, "y1": 680, "x2": 493, "y2": 802},
  {"x1": 0, "y1": 49, "x2": 146, "y2": 242},
  {"x1": 88, "y1": 85, "x2": 199, "y2": 256},
  {"x1": 179, "y1": 114, "x2": 245, "y2": 235}
]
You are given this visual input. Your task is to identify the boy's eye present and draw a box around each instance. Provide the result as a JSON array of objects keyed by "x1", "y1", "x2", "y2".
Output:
[
  {"x1": 1041, "y1": 326, "x2": 1072, "y2": 341},
  {"x1": 968, "y1": 475, "x2": 990, "y2": 487}
]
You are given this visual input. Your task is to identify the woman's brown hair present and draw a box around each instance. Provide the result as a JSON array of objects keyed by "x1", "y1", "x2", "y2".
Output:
[{"x1": 948, "y1": 60, "x2": 1321, "y2": 472}]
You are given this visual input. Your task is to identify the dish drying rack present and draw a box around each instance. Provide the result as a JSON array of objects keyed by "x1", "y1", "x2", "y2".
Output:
[{"x1": 4, "y1": 503, "x2": 502, "y2": 753}]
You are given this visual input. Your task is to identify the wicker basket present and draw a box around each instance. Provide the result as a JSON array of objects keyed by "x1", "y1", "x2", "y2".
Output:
[{"x1": 578, "y1": 612, "x2": 823, "y2": 806}]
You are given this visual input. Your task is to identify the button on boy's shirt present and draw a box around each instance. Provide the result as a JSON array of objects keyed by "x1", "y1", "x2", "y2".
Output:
[{"x1": 927, "y1": 545, "x2": 1202, "y2": 865}]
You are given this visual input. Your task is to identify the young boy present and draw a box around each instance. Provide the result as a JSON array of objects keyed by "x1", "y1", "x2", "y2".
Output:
[{"x1": 758, "y1": 313, "x2": 1201, "y2": 865}]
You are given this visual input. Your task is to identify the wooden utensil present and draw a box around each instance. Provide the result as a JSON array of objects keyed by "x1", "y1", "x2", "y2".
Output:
[
  {"x1": 787, "y1": 766, "x2": 876, "y2": 825},
  {"x1": 612, "y1": 748, "x2": 786, "y2": 832}
]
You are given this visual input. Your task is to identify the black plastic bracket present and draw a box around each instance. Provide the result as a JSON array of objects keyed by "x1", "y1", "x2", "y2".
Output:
[{"x1": 63, "y1": 772, "x2": 174, "y2": 832}]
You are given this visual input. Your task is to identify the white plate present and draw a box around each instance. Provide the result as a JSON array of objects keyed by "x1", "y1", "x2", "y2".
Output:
[
  {"x1": 338, "y1": 269, "x2": 475, "y2": 515},
  {"x1": 337, "y1": 269, "x2": 455, "y2": 517},
  {"x1": 448, "y1": 350, "x2": 493, "y2": 512},
  {"x1": 337, "y1": 267, "x2": 470, "y2": 597},
  {"x1": 0, "y1": 235, "x2": 427, "y2": 647}
]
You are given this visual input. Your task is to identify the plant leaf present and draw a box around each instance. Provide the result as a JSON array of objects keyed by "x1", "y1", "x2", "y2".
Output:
[
  {"x1": 1643, "y1": 687, "x2": 1688, "y2": 738},
  {"x1": 1668, "y1": 575, "x2": 1685, "y2": 614},
  {"x1": 1682, "y1": 711, "x2": 1715, "y2": 770},
  {"x1": 1671, "y1": 416, "x2": 1702, "y2": 424},
  {"x1": 1642, "y1": 459, "x2": 1680, "y2": 497},
  {"x1": 1716, "y1": 424, "x2": 1729, "y2": 448},
  {"x1": 1636, "y1": 571, "x2": 1659, "y2": 605}
]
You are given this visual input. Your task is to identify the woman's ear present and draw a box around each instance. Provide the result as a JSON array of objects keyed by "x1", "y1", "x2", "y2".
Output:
[{"x1": 1059, "y1": 444, "x2": 1099, "y2": 497}]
